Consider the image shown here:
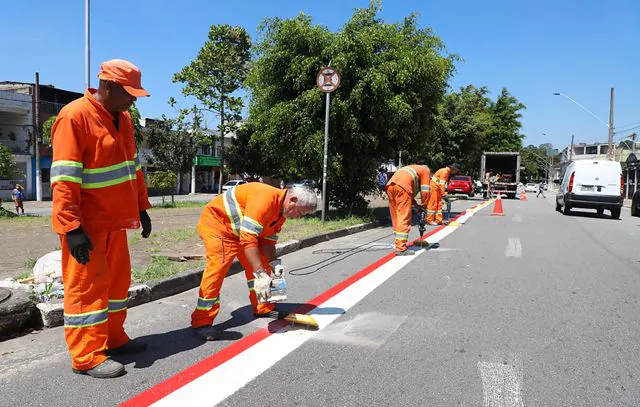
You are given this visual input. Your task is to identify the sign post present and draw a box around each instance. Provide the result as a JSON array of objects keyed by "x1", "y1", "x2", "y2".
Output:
[{"x1": 316, "y1": 66, "x2": 340, "y2": 222}]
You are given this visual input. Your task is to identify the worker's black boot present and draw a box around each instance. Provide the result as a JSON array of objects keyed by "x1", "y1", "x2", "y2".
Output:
[{"x1": 72, "y1": 359, "x2": 125, "y2": 379}]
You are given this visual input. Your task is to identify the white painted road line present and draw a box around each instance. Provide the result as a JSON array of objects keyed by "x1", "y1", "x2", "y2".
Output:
[
  {"x1": 505, "y1": 238, "x2": 522, "y2": 258},
  {"x1": 124, "y1": 201, "x2": 492, "y2": 407},
  {"x1": 151, "y1": 224, "x2": 463, "y2": 407}
]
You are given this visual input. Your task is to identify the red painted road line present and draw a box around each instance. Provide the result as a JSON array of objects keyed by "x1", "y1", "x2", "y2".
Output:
[{"x1": 121, "y1": 205, "x2": 482, "y2": 407}]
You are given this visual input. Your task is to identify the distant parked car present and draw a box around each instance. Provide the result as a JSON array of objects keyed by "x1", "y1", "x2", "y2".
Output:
[
  {"x1": 293, "y1": 179, "x2": 315, "y2": 189},
  {"x1": 525, "y1": 183, "x2": 537, "y2": 193},
  {"x1": 632, "y1": 189, "x2": 640, "y2": 217},
  {"x1": 447, "y1": 175, "x2": 474, "y2": 197},
  {"x1": 221, "y1": 179, "x2": 247, "y2": 192}
]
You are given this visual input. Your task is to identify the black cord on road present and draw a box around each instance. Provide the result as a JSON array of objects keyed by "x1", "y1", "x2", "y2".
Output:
[{"x1": 288, "y1": 230, "x2": 394, "y2": 276}]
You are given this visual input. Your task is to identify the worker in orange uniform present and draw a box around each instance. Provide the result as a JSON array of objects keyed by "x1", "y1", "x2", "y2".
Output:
[
  {"x1": 385, "y1": 164, "x2": 431, "y2": 255},
  {"x1": 192, "y1": 183, "x2": 318, "y2": 340},
  {"x1": 427, "y1": 163, "x2": 460, "y2": 225},
  {"x1": 50, "y1": 59, "x2": 152, "y2": 379}
]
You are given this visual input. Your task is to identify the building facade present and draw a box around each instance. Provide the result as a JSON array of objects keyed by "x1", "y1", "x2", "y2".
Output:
[{"x1": 0, "y1": 81, "x2": 82, "y2": 200}]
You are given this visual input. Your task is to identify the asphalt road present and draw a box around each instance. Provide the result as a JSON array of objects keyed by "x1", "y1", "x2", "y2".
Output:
[{"x1": 2, "y1": 196, "x2": 640, "y2": 406}]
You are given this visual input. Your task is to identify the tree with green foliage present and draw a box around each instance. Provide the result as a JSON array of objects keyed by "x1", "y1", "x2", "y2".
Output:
[
  {"x1": 128, "y1": 103, "x2": 143, "y2": 145},
  {"x1": 173, "y1": 24, "x2": 251, "y2": 194},
  {"x1": 149, "y1": 170, "x2": 177, "y2": 205},
  {"x1": 246, "y1": 2, "x2": 456, "y2": 213},
  {"x1": 412, "y1": 85, "x2": 526, "y2": 176},
  {"x1": 0, "y1": 144, "x2": 20, "y2": 179},
  {"x1": 520, "y1": 143, "x2": 553, "y2": 182},
  {"x1": 145, "y1": 108, "x2": 204, "y2": 194},
  {"x1": 41, "y1": 115, "x2": 57, "y2": 146}
]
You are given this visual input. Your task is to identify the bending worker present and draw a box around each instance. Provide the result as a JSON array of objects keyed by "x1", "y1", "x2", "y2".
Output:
[
  {"x1": 427, "y1": 163, "x2": 460, "y2": 225},
  {"x1": 51, "y1": 59, "x2": 152, "y2": 378},
  {"x1": 386, "y1": 164, "x2": 431, "y2": 255},
  {"x1": 192, "y1": 183, "x2": 317, "y2": 340}
]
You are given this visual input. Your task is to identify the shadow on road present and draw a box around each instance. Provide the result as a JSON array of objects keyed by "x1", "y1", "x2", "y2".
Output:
[
  {"x1": 560, "y1": 210, "x2": 619, "y2": 220},
  {"x1": 110, "y1": 326, "x2": 221, "y2": 369}
]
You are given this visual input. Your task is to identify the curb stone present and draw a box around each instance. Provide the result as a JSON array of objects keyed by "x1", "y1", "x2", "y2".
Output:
[{"x1": 34, "y1": 220, "x2": 384, "y2": 329}]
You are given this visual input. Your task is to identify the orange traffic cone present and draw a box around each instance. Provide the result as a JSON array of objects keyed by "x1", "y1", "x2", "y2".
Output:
[
  {"x1": 520, "y1": 191, "x2": 527, "y2": 201},
  {"x1": 491, "y1": 194, "x2": 505, "y2": 216}
]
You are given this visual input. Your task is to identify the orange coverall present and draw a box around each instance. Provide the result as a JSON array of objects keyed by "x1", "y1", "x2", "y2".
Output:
[
  {"x1": 386, "y1": 165, "x2": 431, "y2": 251},
  {"x1": 191, "y1": 183, "x2": 287, "y2": 329},
  {"x1": 51, "y1": 90, "x2": 151, "y2": 371},
  {"x1": 427, "y1": 167, "x2": 451, "y2": 224}
]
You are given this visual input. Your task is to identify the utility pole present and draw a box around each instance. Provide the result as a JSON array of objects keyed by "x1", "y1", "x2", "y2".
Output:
[
  {"x1": 569, "y1": 134, "x2": 575, "y2": 161},
  {"x1": 190, "y1": 108, "x2": 197, "y2": 195},
  {"x1": 34, "y1": 73, "x2": 42, "y2": 201},
  {"x1": 217, "y1": 95, "x2": 225, "y2": 195},
  {"x1": 608, "y1": 87, "x2": 614, "y2": 158},
  {"x1": 85, "y1": 0, "x2": 90, "y2": 89}
]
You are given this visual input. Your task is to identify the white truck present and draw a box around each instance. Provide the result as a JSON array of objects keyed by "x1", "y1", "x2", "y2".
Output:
[{"x1": 480, "y1": 152, "x2": 521, "y2": 199}]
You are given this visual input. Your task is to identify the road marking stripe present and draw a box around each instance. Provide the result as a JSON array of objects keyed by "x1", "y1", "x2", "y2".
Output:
[
  {"x1": 505, "y1": 238, "x2": 522, "y2": 258},
  {"x1": 122, "y1": 201, "x2": 491, "y2": 407}
]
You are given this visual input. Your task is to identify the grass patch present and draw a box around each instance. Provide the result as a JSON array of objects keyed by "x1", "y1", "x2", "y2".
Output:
[
  {"x1": 23, "y1": 258, "x2": 37, "y2": 270},
  {"x1": 14, "y1": 270, "x2": 32, "y2": 280},
  {"x1": 0, "y1": 213, "x2": 50, "y2": 225},
  {"x1": 132, "y1": 256, "x2": 205, "y2": 282},
  {"x1": 150, "y1": 201, "x2": 208, "y2": 210},
  {"x1": 277, "y1": 212, "x2": 374, "y2": 243}
]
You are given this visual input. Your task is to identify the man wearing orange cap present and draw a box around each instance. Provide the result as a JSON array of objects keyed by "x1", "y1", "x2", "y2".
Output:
[{"x1": 51, "y1": 59, "x2": 152, "y2": 378}]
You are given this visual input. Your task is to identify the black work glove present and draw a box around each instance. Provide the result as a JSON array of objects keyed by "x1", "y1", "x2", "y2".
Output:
[
  {"x1": 140, "y1": 210, "x2": 152, "y2": 238},
  {"x1": 66, "y1": 227, "x2": 93, "y2": 265}
]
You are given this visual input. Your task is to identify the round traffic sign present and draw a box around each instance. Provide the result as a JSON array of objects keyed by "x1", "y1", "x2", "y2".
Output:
[{"x1": 316, "y1": 66, "x2": 341, "y2": 93}]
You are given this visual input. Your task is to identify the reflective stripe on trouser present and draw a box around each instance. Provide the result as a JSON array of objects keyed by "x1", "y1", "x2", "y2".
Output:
[
  {"x1": 191, "y1": 223, "x2": 275, "y2": 328},
  {"x1": 386, "y1": 184, "x2": 413, "y2": 251},
  {"x1": 61, "y1": 229, "x2": 131, "y2": 371},
  {"x1": 427, "y1": 189, "x2": 444, "y2": 224}
]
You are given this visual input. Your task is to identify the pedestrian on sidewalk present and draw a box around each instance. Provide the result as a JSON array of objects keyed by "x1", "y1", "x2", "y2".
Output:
[
  {"x1": 377, "y1": 168, "x2": 388, "y2": 196},
  {"x1": 51, "y1": 59, "x2": 153, "y2": 379},
  {"x1": 386, "y1": 164, "x2": 431, "y2": 255},
  {"x1": 192, "y1": 184, "x2": 317, "y2": 340},
  {"x1": 427, "y1": 163, "x2": 459, "y2": 225},
  {"x1": 11, "y1": 183, "x2": 25, "y2": 215},
  {"x1": 537, "y1": 181, "x2": 546, "y2": 198}
]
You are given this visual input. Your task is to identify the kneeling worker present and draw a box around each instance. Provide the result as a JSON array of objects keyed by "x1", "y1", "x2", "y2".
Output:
[
  {"x1": 192, "y1": 183, "x2": 317, "y2": 339},
  {"x1": 386, "y1": 164, "x2": 431, "y2": 255}
]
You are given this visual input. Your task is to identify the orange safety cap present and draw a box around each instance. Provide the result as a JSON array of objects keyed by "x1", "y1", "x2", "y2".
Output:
[{"x1": 97, "y1": 59, "x2": 150, "y2": 97}]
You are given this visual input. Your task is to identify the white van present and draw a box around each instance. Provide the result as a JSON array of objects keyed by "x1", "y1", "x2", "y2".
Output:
[{"x1": 555, "y1": 160, "x2": 623, "y2": 219}]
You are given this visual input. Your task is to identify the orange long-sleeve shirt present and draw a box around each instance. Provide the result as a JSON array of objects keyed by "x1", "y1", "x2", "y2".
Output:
[
  {"x1": 50, "y1": 89, "x2": 151, "y2": 235},
  {"x1": 387, "y1": 165, "x2": 431, "y2": 207},
  {"x1": 430, "y1": 167, "x2": 452, "y2": 195},
  {"x1": 198, "y1": 183, "x2": 287, "y2": 249}
]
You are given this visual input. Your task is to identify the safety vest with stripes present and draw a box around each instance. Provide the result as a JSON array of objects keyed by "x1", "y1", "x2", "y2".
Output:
[{"x1": 50, "y1": 89, "x2": 151, "y2": 234}]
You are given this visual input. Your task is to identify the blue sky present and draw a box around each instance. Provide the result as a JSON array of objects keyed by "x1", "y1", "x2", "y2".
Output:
[{"x1": 2, "y1": 0, "x2": 638, "y2": 148}]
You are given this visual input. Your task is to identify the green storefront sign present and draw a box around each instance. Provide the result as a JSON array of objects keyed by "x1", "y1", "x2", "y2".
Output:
[{"x1": 193, "y1": 155, "x2": 221, "y2": 166}]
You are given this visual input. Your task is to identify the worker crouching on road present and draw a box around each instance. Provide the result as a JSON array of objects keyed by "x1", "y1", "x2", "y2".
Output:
[
  {"x1": 386, "y1": 164, "x2": 431, "y2": 255},
  {"x1": 192, "y1": 183, "x2": 317, "y2": 340},
  {"x1": 427, "y1": 163, "x2": 460, "y2": 225},
  {"x1": 51, "y1": 59, "x2": 153, "y2": 378}
]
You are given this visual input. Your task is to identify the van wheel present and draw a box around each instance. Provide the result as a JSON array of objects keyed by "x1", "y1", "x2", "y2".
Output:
[
  {"x1": 610, "y1": 208, "x2": 621, "y2": 220},
  {"x1": 596, "y1": 208, "x2": 604, "y2": 216},
  {"x1": 563, "y1": 204, "x2": 571, "y2": 215},
  {"x1": 555, "y1": 201, "x2": 562, "y2": 212}
]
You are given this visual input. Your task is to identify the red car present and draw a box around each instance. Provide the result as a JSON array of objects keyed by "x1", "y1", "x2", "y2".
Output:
[{"x1": 447, "y1": 175, "x2": 474, "y2": 197}]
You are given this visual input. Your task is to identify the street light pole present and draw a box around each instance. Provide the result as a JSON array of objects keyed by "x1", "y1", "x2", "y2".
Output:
[
  {"x1": 608, "y1": 87, "x2": 614, "y2": 157},
  {"x1": 85, "y1": 0, "x2": 90, "y2": 89}
]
